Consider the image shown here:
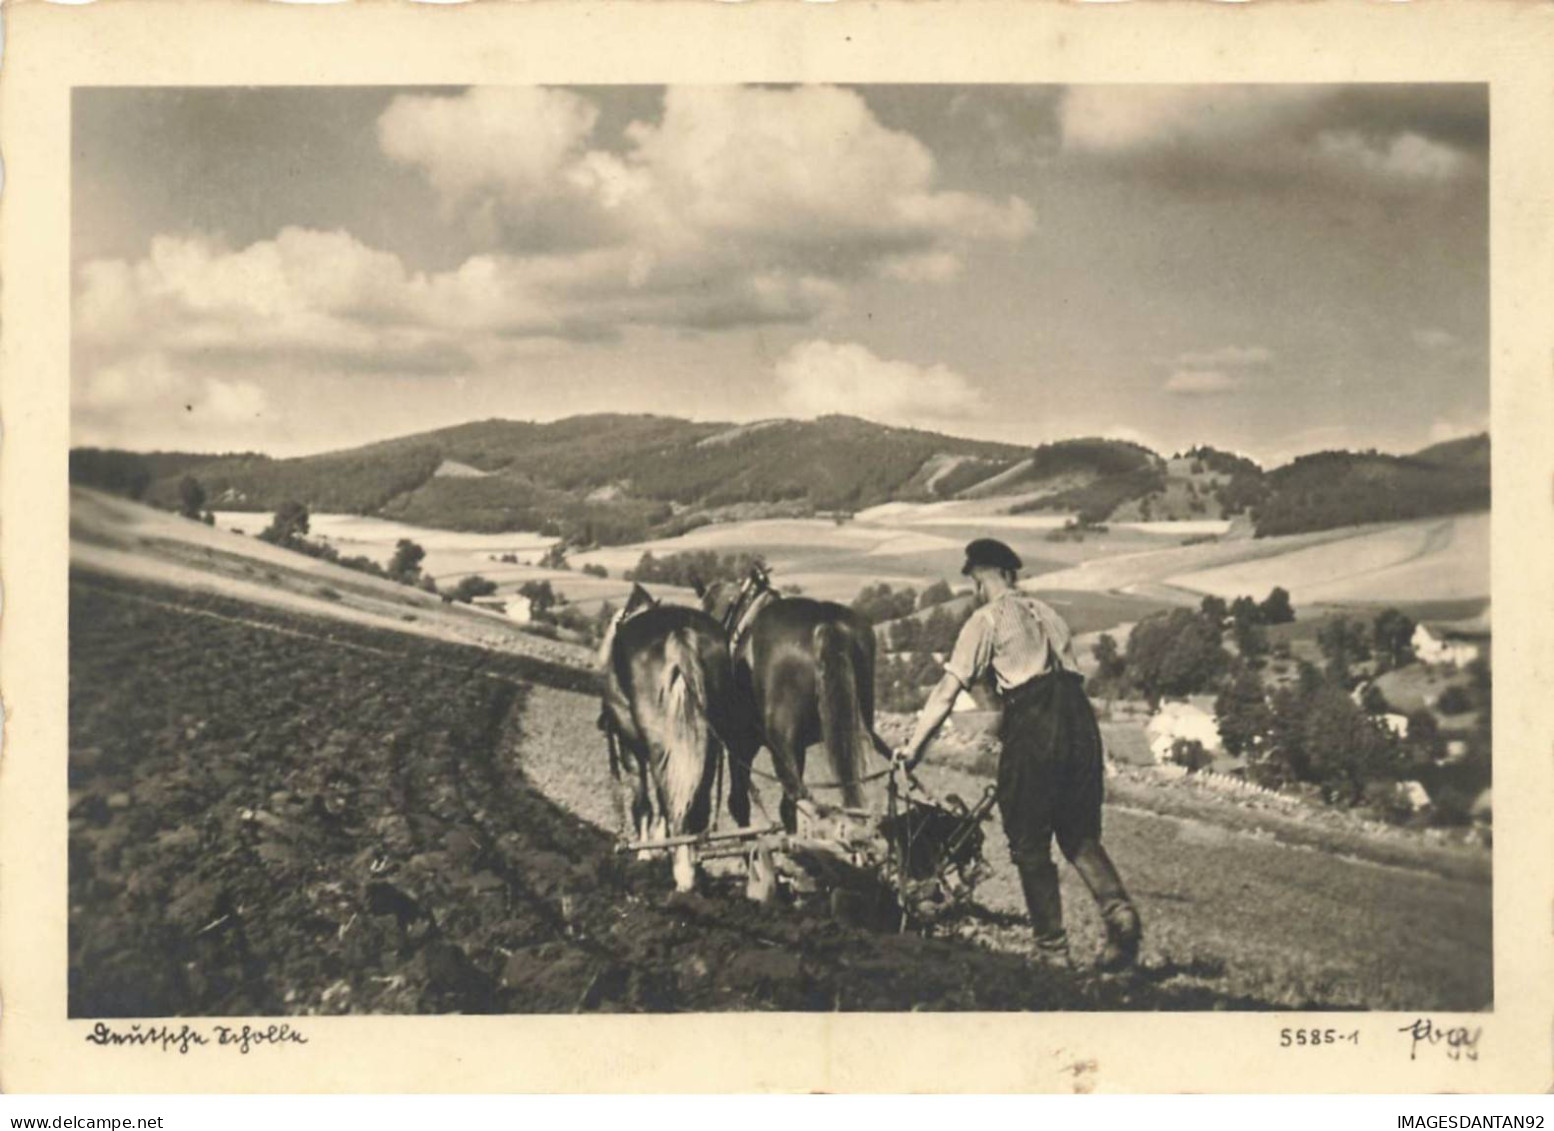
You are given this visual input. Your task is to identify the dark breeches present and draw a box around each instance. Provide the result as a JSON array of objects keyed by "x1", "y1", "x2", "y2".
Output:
[{"x1": 996, "y1": 670, "x2": 1105, "y2": 867}]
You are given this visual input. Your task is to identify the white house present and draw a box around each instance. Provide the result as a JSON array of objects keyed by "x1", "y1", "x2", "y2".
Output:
[
  {"x1": 1380, "y1": 713, "x2": 1410, "y2": 739},
  {"x1": 1146, "y1": 700, "x2": 1224, "y2": 764},
  {"x1": 1412, "y1": 623, "x2": 1481, "y2": 668},
  {"x1": 1397, "y1": 780, "x2": 1433, "y2": 812},
  {"x1": 471, "y1": 594, "x2": 533, "y2": 623}
]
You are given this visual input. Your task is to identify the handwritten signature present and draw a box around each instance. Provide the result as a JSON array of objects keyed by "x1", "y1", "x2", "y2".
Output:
[
  {"x1": 1398, "y1": 1018, "x2": 1482, "y2": 1062},
  {"x1": 84, "y1": 1021, "x2": 308, "y2": 1055}
]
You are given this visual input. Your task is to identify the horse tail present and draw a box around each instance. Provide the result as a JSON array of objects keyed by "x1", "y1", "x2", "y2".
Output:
[
  {"x1": 659, "y1": 628, "x2": 715, "y2": 835},
  {"x1": 814, "y1": 621, "x2": 866, "y2": 809}
]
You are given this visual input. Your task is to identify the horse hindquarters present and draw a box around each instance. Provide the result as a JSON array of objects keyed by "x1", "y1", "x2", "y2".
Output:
[
  {"x1": 658, "y1": 628, "x2": 722, "y2": 890},
  {"x1": 812, "y1": 622, "x2": 867, "y2": 810}
]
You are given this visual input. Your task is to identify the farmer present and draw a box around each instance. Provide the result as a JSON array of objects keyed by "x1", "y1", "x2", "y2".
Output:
[{"x1": 896, "y1": 538, "x2": 1142, "y2": 971}]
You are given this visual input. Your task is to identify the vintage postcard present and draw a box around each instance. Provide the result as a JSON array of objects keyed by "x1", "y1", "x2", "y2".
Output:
[{"x1": 2, "y1": 0, "x2": 1551, "y2": 1094}]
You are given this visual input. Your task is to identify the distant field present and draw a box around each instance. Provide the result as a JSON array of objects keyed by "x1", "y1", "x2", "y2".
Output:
[
  {"x1": 1025, "y1": 513, "x2": 1488, "y2": 609},
  {"x1": 1171, "y1": 514, "x2": 1487, "y2": 605},
  {"x1": 203, "y1": 494, "x2": 1487, "y2": 639}
]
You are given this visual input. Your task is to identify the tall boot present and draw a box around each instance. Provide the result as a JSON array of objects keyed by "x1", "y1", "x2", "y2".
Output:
[
  {"x1": 1016, "y1": 860, "x2": 1071, "y2": 968},
  {"x1": 1069, "y1": 840, "x2": 1141, "y2": 972}
]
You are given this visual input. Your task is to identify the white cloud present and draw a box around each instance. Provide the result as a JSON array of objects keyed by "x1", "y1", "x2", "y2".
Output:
[
  {"x1": 1059, "y1": 86, "x2": 1480, "y2": 191},
  {"x1": 1426, "y1": 413, "x2": 1489, "y2": 446},
  {"x1": 1164, "y1": 369, "x2": 1243, "y2": 397},
  {"x1": 74, "y1": 353, "x2": 270, "y2": 446},
  {"x1": 77, "y1": 85, "x2": 1041, "y2": 430},
  {"x1": 1175, "y1": 344, "x2": 1273, "y2": 368},
  {"x1": 1314, "y1": 130, "x2": 1470, "y2": 184},
  {"x1": 775, "y1": 340, "x2": 986, "y2": 425},
  {"x1": 1062, "y1": 87, "x2": 1320, "y2": 155},
  {"x1": 376, "y1": 85, "x2": 1032, "y2": 312},
  {"x1": 378, "y1": 87, "x2": 600, "y2": 206}
]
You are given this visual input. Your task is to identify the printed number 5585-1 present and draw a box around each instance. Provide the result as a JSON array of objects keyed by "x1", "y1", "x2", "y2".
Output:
[{"x1": 1280, "y1": 1028, "x2": 1359, "y2": 1047}]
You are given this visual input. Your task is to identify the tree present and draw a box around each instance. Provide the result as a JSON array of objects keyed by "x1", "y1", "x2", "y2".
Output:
[
  {"x1": 260, "y1": 501, "x2": 310, "y2": 546},
  {"x1": 1301, "y1": 684, "x2": 1405, "y2": 806},
  {"x1": 1229, "y1": 595, "x2": 1264, "y2": 631},
  {"x1": 1259, "y1": 587, "x2": 1295, "y2": 625},
  {"x1": 1405, "y1": 708, "x2": 1442, "y2": 763},
  {"x1": 1317, "y1": 615, "x2": 1370, "y2": 683},
  {"x1": 581, "y1": 563, "x2": 609, "y2": 579},
  {"x1": 852, "y1": 583, "x2": 918, "y2": 626},
  {"x1": 177, "y1": 476, "x2": 206, "y2": 520},
  {"x1": 1233, "y1": 619, "x2": 1269, "y2": 664},
  {"x1": 539, "y1": 543, "x2": 571, "y2": 570},
  {"x1": 1092, "y1": 633, "x2": 1126, "y2": 688},
  {"x1": 1215, "y1": 665, "x2": 1273, "y2": 757},
  {"x1": 921, "y1": 604, "x2": 970, "y2": 653},
  {"x1": 518, "y1": 579, "x2": 559, "y2": 617},
  {"x1": 1371, "y1": 608, "x2": 1416, "y2": 671},
  {"x1": 918, "y1": 580, "x2": 955, "y2": 610},
  {"x1": 1199, "y1": 595, "x2": 1229, "y2": 628},
  {"x1": 887, "y1": 616, "x2": 923, "y2": 654},
  {"x1": 1360, "y1": 683, "x2": 1392, "y2": 715},
  {"x1": 389, "y1": 539, "x2": 427, "y2": 584},
  {"x1": 1125, "y1": 608, "x2": 1231, "y2": 705},
  {"x1": 451, "y1": 575, "x2": 499, "y2": 604}
]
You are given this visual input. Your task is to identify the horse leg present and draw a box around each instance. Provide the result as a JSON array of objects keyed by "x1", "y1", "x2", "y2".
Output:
[
  {"x1": 634, "y1": 759, "x2": 659, "y2": 861},
  {"x1": 671, "y1": 844, "x2": 697, "y2": 893},
  {"x1": 770, "y1": 731, "x2": 808, "y2": 834},
  {"x1": 725, "y1": 736, "x2": 756, "y2": 828}
]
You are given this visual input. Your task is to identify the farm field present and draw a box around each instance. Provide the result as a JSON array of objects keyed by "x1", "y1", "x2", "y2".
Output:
[
  {"x1": 70, "y1": 571, "x2": 1268, "y2": 1016},
  {"x1": 70, "y1": 568, "x2": 1491, "y2": 1014},
  {"x1": 200, "y1": 484, "x2": 1486, "y2": 646}
]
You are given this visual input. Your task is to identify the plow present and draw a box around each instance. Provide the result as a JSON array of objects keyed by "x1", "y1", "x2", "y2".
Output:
[{"x1": 615, "y1": 765, "x2": 1000, "y2": 932}]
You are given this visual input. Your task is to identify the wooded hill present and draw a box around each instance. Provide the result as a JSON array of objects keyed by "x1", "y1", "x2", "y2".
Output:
[{"x1": 70, "y1": 415, "x2": 1489, "y2": 546}]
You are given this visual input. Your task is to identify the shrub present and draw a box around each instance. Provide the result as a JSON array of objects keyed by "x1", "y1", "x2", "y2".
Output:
[
  {"x1": 1362, "y1": 780, "x2": 1415, "y2": 826},
  {"x1": 1170, "y1": 738, "x2": 1213, "y2": 773},
  {"x1": 581, "y1": 563, "x2": 609, "y2": 579},
  {"x1": 451, "y1": 575, "x2": 499, "y2": 604},
  {"x1": 259, "y1": 501, "x2": 311, "y2": 546},
  {"x1": 626, "y1": 550, "x2": 759, "y2": 589},
  {"x1": 853, "y1": 583, "x2": 919, "y2": 626},
  {"x1": 1360, "y1": 683, "x2": 1392, "y2": 716},
  {"x1": 518, "y1": 580, "x2": 559, "y2": 615},
  {"x1": 177, "y1": 476, "x2": 207, "y2": 520},
  {"x1": 1436, "y1": 686, "x2": 1474, "y2": 715}
]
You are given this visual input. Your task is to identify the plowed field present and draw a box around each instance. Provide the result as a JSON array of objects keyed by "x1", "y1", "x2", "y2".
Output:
[{"x1": 70, "y1": 572, "x2": 1259, "y2": 1016}]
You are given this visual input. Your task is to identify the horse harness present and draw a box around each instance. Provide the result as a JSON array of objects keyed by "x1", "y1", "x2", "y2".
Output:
[{"x1": 716, "y1": 567, "x2": 779, "y2": 660}]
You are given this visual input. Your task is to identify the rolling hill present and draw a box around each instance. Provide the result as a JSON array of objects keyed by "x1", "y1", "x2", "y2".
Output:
[{"x1": 70, "y1": 415, "x2": 1489, "y2": 547}]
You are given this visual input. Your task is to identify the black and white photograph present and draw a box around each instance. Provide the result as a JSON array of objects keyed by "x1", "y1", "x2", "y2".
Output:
[{"x1": 61, "y1": 77, "x2": 1497, "y2": 1021}]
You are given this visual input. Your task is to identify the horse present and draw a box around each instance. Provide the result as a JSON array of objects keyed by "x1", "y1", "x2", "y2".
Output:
[
  {"x1": 695, "y1": 566, "x2": 893, "y2": 832},
  {"x1": 598, "y1": 584, "x2": 748, "y2": 891}
]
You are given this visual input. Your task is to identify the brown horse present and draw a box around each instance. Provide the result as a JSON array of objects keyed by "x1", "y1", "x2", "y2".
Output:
[
  {"x1": 598, "y1": 585, "x2": 747, "y2": 890},
  {"x1": 696, "y1": 567, "x2": 892, "y2": 832}
]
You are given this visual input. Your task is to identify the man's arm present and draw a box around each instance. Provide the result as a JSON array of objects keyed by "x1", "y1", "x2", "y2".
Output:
[{"x1": 900, "y1": 672, "x2": 964, "y2": 768}]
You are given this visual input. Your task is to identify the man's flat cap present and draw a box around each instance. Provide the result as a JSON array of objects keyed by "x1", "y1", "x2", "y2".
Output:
[{"x1": 961, "y1": 537, "x2": 1023, "y2": 575}]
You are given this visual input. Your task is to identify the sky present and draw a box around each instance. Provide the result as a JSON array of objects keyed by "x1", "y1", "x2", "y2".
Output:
[{"x1": 71, "y1": 84, "x2": 1489, "y2": 466}]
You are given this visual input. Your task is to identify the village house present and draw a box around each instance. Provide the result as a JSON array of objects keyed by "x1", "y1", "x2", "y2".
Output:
[
  {"x1": 1146, "y1": 698, "x2": 1224, "y2": 764},
  {"x1": 1411, "y1": 622, "x2": 1483, "y2": 668},
  {"x1": 470, "y1": 593, "x2": 533, "y2": 623}
]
